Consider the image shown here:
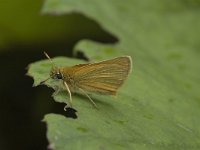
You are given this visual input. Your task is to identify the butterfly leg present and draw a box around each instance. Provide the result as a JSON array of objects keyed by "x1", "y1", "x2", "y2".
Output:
[
  {"x1": 79, "y1": 88, "x2": 98, "y2": 108},
  {"x1": 63, "y1": 81, "x2": 73, "y2": 110},
  {"x1": 52, "y1": 87, "x2": 60, "y2": 97}
]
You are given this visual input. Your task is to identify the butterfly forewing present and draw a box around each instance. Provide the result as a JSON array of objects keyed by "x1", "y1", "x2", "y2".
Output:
[{"x1": 63, "y1": 56, "x2": 132, "y2": 95}]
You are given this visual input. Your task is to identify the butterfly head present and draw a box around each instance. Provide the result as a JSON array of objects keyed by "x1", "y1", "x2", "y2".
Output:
[{"x1": 50, "y1": 66, "x2": 64, "y2": 80}]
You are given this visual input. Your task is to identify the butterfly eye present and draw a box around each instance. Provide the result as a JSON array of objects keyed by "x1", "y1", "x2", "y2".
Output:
[{"x1": 55, "y1": 72, "x2": 63, "y2": 79}]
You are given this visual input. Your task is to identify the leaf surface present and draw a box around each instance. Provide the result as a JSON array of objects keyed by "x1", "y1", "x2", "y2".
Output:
[{"x1": 28, "y1": 0, "x2": 200, "y2": 149}]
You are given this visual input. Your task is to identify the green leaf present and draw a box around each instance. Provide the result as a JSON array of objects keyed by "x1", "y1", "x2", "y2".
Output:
[{"x1": 28, "y1": 0, "x2": 200, "y2": 150}]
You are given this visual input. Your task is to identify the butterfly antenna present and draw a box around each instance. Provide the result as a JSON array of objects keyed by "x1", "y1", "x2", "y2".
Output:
[
  {"x1": 44, "y1": 51, "x2": 54, "y2": 64},
  {"x1": 40, "y1": 51, "x2": 54, "y2": 85}
]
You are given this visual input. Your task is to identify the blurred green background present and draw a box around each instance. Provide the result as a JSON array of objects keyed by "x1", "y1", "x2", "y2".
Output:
[{"x1": 0, "y1": 0, "x2": 116, "y2": 150}]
